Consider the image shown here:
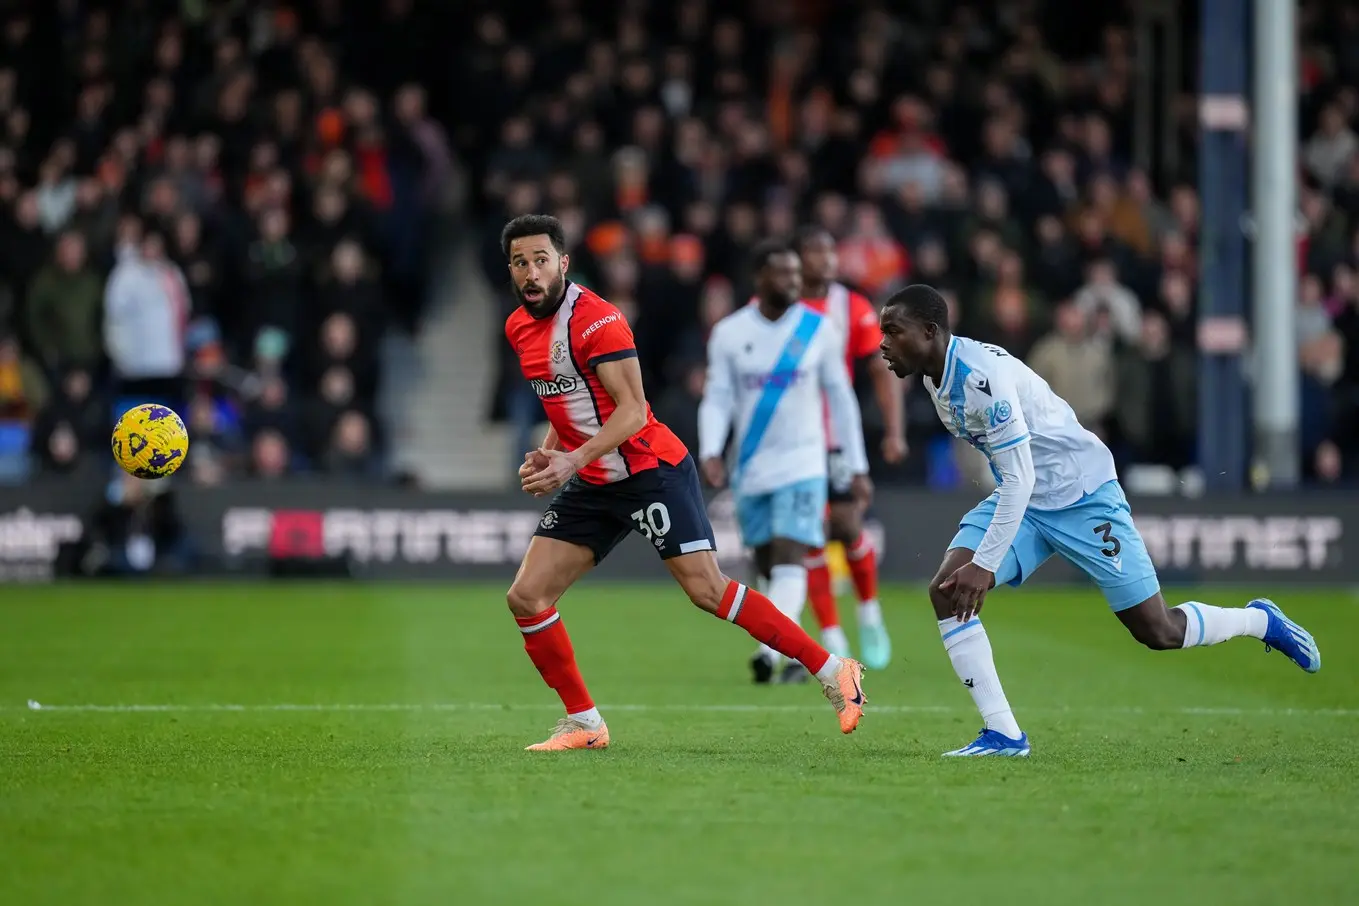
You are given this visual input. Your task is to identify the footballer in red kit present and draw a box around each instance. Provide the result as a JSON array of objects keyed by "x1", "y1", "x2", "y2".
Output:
[
  {"x1": 500, "y1": 214, "x2": 867, "y2": 751},
  {"x1": 795, "y1": 226, "x2": 903, "y2": 672}
]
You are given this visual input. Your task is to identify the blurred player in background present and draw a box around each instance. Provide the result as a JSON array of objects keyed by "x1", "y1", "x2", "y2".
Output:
[
  {"x1": 878, "y1": 285, "x2": 1321, "y2": 758},
  {"x1": 503, "y1": 215, "x2": 867, "y2": 750},
  {"x1": 698, "y1": 241, "x2": 870, "y2": 684},
  {"x1": 796, "y1": 227, "x2": 904, "y2": 669}
]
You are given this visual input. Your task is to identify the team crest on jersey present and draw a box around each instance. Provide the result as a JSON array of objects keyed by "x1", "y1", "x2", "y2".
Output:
[
  {"x1": 540, "y1": 509, "x2": 559, "y2": 529},
  {"x1": 950, "y1": 405, "x2": 966, "y2": 431},
  {"x1": 986, "y1": 400, "x2": 1012, "y2": 427},
  {"x1": 550, "y1": 340, "x2": 567, "y2": 364}
]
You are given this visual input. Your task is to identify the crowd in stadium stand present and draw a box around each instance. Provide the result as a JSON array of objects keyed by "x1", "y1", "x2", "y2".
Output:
[
  {"x1": 0, "y1": 1, "x2": 453, "y2": 485},
  {"x1": 467, "y1": 0, "x2": 1359, "y2": 489},
  {"x1": 4, "y1": 1, "x2": 1359, "y2": 491}
]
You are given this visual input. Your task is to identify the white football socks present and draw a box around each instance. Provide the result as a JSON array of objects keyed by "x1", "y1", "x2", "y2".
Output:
[
  {"x1": 1173, "y1": 602, "x2": 1269, "y2": 647},
  {"x1": 857, "y1": 598, "x2": 884, "y2": 627},
  {"x1": 753, "y1": 575, "x2": 778, "y2": 663},
  {"x1": 755, "y1": 565, "x2": 808, "y2": 665},
  {"x1": 569, "y1": 707, "x2": 603, "y2": 729},
  {"x1": 821, "y1": 625, "x2": 851, "y2": 655},
  {"x1": 815, "y1": 654, "x2": 843, "y2": 685},
  {"x1": 939, "y1": 617, "x2": 1023, "y2": 740},
  {"x1": 768, "y1": 563, "x2": 808, "y2": 624}
]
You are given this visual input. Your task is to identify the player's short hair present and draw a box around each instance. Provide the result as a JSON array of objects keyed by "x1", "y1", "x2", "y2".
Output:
[
  {"x1": 794, "y1": 224, "x2": 832, "y2": 253},
  {"x1": 501, "y1": 214, "x2": 566, "y2": 259},
  {"x1": 884, "y1": 284, "x2": 950, "y2": 329},
  {"x1": 750, "y1": 238, "x2": 794, "y2": 274}
]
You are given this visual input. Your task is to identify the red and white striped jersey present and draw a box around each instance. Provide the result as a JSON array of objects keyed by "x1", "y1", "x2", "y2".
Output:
[
  {"x1": 802, "y1": 282, "x2": 883, "y2": 375},
  {"x1": 506, "y1": 282, "x2": 688, "y2": 485},
  {"x1": 803, "y1": 283, "x2": 882, "y2": 450}
]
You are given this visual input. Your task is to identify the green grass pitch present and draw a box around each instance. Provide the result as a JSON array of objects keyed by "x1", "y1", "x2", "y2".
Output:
[{"x1": 2, "y1": 582, "x2": 1356, "y2": 905}]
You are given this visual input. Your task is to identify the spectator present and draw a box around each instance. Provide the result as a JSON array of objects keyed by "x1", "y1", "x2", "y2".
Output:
[
  {"x1": 250, "y1": 428, "x2": 291, "y2": 480},
  {"x1": 1074, "y1": 258, "x2": 1141, "y2": 345},
  {"x1": 1114, "y1": 312, "x2": 1196, "y2": 469},
  {"x1": 837, "y1": 202, "x2": 909, "y2": 298},
  {"x1": 0, "y1": 190, "x2": 47, "y2": 305},
  {"x1": 325, "y1": 410, "x2": 379, "y2": 478},
  {"x1": 1305, "y1": 103, "x2": 1359, "y2": 188},
  {"x1": 26, "y1": 231, "x2": 104, "y2": 376},
  {"x1": 0, "y1": 330, "x2": 44, "y2": 420},
  {"x1": 1027, "y1": 301, "x2": 1114, "y2": 435},
  {"x1": 30, "y1": 368, "x2": 103, "y2": 475},
  {"x1": 103, "y1": 227, "x2": 189, "y2": 409},
  {"x1": 241, "y1": 207, "x2": 304, "y2": 344}
]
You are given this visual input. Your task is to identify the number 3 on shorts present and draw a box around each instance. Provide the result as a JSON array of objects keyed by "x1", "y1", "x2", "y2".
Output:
[
  {"x1": 1093, "y1": 521, "x2": 1122, "y2": 558},
  {"x1": 632, "y1": 503, "x2": 672, "y2": 540}
]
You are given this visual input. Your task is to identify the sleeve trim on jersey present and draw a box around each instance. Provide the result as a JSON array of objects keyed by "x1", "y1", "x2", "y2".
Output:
[
  {"x1": 989, "y1": 434, "x2": 1030, "y2": 453},
  {"x1": 587, "y1": 348, "x2": 638, "y2": 368}
]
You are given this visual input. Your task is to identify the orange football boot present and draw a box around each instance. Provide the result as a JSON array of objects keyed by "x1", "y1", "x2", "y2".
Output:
[
  {"x1": 525, "y1": 717, "x2": 611, "y2": 751},
  {"x1": 822, "y1": 657, "x2": 867, "y2": 734}
]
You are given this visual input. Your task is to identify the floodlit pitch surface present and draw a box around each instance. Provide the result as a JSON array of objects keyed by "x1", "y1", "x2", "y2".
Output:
[{"x1": 3, "y1": 583, "x2": 1355, "y2": 905}]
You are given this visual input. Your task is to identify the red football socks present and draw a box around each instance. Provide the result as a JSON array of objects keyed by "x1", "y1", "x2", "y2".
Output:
[
  {"x1": 846, "y1": 533, "x2": 879, "y2": 603},
  {"x1": 716, "y1": 580, "x2": 831, "y2": 674},
  {"x1": 804, "y1": 548, "x2": 841, "y2": 630},
  {"x1": 516, "y1": 606, "x2": 594, "y2": 714}
]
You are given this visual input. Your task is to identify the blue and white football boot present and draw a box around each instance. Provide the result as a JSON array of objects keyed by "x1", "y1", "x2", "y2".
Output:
[
  {"x1": 1246, "y1": 599, "x2": 1321, "y2": 673},
  {"x1": 943, "y1": 728, "x2": 1031, "y2": 758}
]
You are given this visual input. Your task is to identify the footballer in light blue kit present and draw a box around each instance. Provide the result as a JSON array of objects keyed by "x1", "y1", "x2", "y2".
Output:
[
  {"x1": 699, "y1": 240, "x2": 871, "y2": 684},
  {"x1": 877, "y1": 284, "x2": 1321, "y2": 757}
]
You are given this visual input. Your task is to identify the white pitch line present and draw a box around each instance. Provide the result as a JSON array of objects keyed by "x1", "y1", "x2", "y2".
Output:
[{"x1": 13, "y1": 700, "x2": 1359, "y2": 717}]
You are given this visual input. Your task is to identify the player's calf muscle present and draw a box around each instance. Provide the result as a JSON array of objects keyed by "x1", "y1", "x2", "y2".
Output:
[{"x1": 1117, "y1": 595, "x2": 1186, "y2": 650}]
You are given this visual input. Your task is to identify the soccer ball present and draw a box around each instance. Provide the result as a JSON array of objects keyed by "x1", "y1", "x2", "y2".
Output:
[{"x1": 111, "y1": 404, "x2": 189, "y2": 479}]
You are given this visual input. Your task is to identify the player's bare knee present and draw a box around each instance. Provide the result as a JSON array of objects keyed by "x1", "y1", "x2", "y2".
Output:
[
  {"x1": 767, "y1": 538, "x2": 807, "y2": 566},
  {"x1": 506, "y1": 582, "x2": 552, "y2": 619},
  {"x1": 682, "y1": 573, "x2": 727, "y2": 613},
  {"x1": 667, "y1": 553, "x2": 727, "y2": 614},
  {"x1": 927, "y1": 579, "x2": 953, "y2": 620},
  {"x1": 828, "y1": 510, "x2": 861, "y2": 544}
]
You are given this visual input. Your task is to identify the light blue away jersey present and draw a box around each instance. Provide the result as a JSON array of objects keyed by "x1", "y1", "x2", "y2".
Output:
[
  {"x1": 699, "y1": 302, "x2": 866, "y2": 496},
  {"x1": 923, "y1": 335, "x2": 1118, "y2": 510}
]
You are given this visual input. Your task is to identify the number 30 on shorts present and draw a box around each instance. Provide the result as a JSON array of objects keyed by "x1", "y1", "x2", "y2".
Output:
[{"x1": 632, "y1": 503, "x2": 672, "y2": 540}]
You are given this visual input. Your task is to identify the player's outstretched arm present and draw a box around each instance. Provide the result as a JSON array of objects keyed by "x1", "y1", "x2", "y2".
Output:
[
  {"x1": 867, "y1": 354, "x2": 908, "y2": 462},
  {"x1": 818, "y1": 341, "x2": 870, "y2": 479},
  {"x1": 697, "y1": 328, "x2": 735, "y2": 486}
]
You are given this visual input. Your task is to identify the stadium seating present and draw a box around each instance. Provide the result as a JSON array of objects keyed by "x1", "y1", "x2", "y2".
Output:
[{"x1": 0, "y1": 1, "x2": 457, "y2": 485}]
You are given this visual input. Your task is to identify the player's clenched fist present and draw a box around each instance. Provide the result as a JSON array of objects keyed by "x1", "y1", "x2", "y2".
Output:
[{"x1": 519, "y1": 449, "x2": 550, "y2": 486}]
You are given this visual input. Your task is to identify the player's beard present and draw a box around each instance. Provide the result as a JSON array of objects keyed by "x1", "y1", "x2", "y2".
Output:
[{"x1": 516, "y1": 271, "x2": 566, "y2": 318}]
